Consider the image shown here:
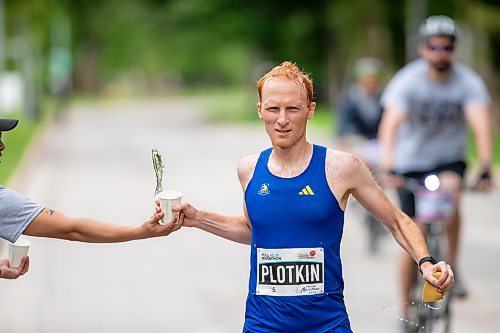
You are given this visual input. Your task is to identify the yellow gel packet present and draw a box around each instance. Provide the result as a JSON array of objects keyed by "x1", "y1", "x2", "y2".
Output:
[{"x1": 422, "y1": 272, "x2": 443, "y2": 302}]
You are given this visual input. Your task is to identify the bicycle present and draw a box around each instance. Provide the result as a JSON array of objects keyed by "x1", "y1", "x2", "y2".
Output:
[{"x1": 404, "y1": 175, "x2": 454, "y2": 333}]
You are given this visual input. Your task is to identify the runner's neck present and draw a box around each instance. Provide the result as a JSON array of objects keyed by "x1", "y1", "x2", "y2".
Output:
[{"x1": 268, "y1": 142, "x2": 313, "y2": 178}]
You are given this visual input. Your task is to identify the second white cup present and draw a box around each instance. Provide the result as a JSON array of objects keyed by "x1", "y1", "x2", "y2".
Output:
[
  {"x1": 8, "y1": 237, "x2": 31, "y2": 268},
  {"x1": 157, "y1": 190, "x2": 182, "y2": 224}
]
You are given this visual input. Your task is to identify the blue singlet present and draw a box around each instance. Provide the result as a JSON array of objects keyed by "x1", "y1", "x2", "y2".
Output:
[{"x1": 243, "y1": 145, "x2": 352, "y2": 333}]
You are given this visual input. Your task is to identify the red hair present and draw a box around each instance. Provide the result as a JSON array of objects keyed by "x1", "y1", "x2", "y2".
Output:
[{"x1": 256, "y1": 61, "x2": 314, "y2": 103}]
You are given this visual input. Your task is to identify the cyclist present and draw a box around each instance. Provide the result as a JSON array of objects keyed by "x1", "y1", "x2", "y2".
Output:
[{"x1": 378, "y1": 15, "x2": 494, "y2": 321}]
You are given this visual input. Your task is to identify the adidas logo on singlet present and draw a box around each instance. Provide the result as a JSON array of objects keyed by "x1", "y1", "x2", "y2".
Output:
[{"x1": 298, "y1": 185, "x2": 315, "y2": 195}]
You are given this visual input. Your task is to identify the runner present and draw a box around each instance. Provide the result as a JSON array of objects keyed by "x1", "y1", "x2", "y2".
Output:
[
  {"x1": 174, "y1": 61, "x2": 454, "y2": 332},
  {"x1": 0, "y1": 118, "x2": 180, "y2": 280}
]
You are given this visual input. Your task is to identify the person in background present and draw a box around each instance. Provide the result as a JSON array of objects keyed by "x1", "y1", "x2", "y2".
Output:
[{"x1": 337, "y1": 57, "x2": 385, "y2": 143}]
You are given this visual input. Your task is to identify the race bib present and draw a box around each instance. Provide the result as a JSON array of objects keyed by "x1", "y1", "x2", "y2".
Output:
[{"x1": 256, "y1": 247, "x2": 324, "y2": 296}]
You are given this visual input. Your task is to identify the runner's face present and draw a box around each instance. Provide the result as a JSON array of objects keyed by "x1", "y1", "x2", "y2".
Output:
[
  {"x1": 257, "y1": 77, "x2": 315, "y2": 149},
  {"x1": 421, "y1": 36, "x2": 455, "y2": 72}
]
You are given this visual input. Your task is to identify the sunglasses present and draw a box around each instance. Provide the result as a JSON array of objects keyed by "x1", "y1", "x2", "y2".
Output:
[{"x1": 427, "y1": 44, "x2": 455, "y2": 53}]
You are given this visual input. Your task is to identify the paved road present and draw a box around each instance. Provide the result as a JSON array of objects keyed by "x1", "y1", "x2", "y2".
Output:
[{"x1": 1, "y1": 98, "x2": 499, "y2": 332}]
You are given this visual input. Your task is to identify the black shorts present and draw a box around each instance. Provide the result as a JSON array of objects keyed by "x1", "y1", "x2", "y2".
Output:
[{"x1": 396, "y1": 161, "x2": 466, "y2": 217}]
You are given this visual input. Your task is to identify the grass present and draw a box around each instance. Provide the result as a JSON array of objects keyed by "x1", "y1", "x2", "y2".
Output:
[
  {"x1": 0, "y1": 97, "x2": 57, "y2": 184},
  {"x1": 467, "y1": 130, "x2": 500, "y2": 170},
  {"x1": 197, "y1": 86, "x2": 260, "y2": 123},
  {"x1": 197, "y1": 86, "x2": 338, "y2": 129},
  {"x1": 309, "y1": 106, "x2": 336, "y2": 134}
]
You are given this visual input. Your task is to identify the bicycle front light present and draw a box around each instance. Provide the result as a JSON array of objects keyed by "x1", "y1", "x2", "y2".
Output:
[{"x1": 424, "y1": 174, "x2": 440, "y2": 192}]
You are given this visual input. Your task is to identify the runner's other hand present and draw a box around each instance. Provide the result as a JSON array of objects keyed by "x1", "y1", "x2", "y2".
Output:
[{"x1": 420, "y1": 261, "x2": 454, "y2": 295}]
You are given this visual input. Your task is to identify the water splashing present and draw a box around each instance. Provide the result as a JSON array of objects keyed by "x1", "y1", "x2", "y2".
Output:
[
  {"x1": 382, "y1": 300, "x2": 443, "y2": 332},
  {"x1": 152, "y1": 149, "x2": 164, "y2": 197}
]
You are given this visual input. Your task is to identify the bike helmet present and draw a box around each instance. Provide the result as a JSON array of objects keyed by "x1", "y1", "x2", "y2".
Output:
[
  {"x1": 419, "y1": 15, "x2": 457, "y2": 41},
  {"x1": 353, "y1": 57, "x2": 383, "y2": 79}
]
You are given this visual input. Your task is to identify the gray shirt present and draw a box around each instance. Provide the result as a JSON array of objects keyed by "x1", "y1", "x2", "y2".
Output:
[
  {"x1": 0, "y1": 186, "x2": 43, "y2": 243},
  {"x1": 381, "y1": 59, "x2": 491, "y2": 173}
]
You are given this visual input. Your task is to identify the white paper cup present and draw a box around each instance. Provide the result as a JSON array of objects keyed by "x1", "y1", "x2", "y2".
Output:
[
  {"x1": 8, "y1": 238, "x2": 30, "y2": 268},
  {"x1": 157, "y1": 190, "x2": 182, "y2": 224}
]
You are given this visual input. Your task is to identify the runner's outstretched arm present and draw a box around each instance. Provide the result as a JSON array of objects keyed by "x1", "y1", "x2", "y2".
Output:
[
  {"x1": 171, "y1": 154, "x2": 257, "y2": 245},
  {"x1": 173, "y1": 202, "x2": 251, "y2": 245},
  {"x1": 329, "y1": 152, "x2": 454, "y2": 293}
]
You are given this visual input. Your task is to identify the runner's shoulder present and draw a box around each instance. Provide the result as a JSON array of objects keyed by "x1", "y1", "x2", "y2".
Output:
[
  {"x1": 326, "y1": 149, "x2": 365, "y2": 177},
  {"x1": 237, "y1": 154, "x2": 259, "y2": 186},
  {"x1": 238, "y1": 154, "x2": 259, "y2": 171}
]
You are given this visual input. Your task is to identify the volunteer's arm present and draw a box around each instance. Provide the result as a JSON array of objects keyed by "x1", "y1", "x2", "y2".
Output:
[{"x1": 22, "y1": 203, "x2": 178, "y2": 242}]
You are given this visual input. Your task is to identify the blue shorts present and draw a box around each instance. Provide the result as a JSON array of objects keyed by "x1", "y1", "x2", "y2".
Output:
[
  {"x1": 327, "y1": 318, "x2": 353, "y2": 332},
  {"x1": 243, "y1": 318, "x2": 352, "y2": 333}
]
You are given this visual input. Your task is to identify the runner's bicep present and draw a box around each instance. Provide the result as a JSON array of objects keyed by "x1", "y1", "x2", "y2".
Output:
[{"x1": 350, "y1": 163, "x2": 400, "y2": 227}]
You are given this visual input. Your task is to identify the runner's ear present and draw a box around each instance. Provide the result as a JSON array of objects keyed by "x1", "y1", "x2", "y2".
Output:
[
  {"x1": 307, "y1": 102, "x2": 316, "y2": 119},
  {"x1": 257, "y1": 102, "x2": 263, "y2": 119}
]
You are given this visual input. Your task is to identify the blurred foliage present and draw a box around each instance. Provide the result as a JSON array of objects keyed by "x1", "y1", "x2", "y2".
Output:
[
  {"x1": 3, "y1": 0, "x2": 500, "y2": 114},
  {"x1": 5, "y1": 0, "x2": 500, "y2": 95},
  {"x1": 2, "y1": 0, "x2": 499, "y2": 184}
]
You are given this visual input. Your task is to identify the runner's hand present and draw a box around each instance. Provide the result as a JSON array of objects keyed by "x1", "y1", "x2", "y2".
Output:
[
  {"x1": 0, "y1": 257, "x2": 29, "y2": 279},
  {"x1": 420, "y1": 261, "x2": 454, "y2": 295},
  {"x1": 172, "y1": 202, "x2": 199, "y2": 228}
]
